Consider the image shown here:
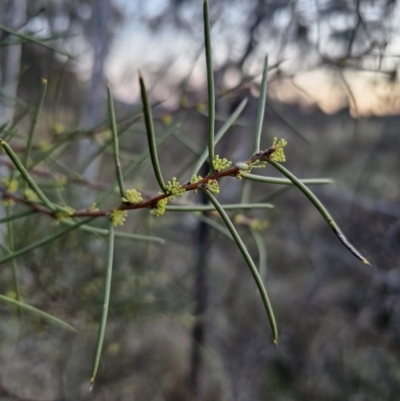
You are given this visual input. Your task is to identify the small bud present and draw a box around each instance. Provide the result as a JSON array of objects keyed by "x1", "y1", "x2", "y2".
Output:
[
  {"x1": 24, "y1": 189, "x2": 38, "y2": 202},
  {"x1": 110, "y1": 209, "x2": 128, "y2": 226},
  {"x1": 122, "y1": 189, "x2": 143, "y2": 204},
  {"x1": 212, "y1": 155, "x2": 232, "y2": 173},
  {"x1": 89, "y1": 203, "x2": 99, "y2": 212},
  {"x1": 165, "y1": 177, "x2": 185, "y2": 200},
  {"x1": 207, "y1": 179, "x2": 219, "y2": 194},
  {"x1": 151, "y1": 194, "x2": 168, "y2": 217},
  {"x1": 2, "y1": 178, "x2": 18, "y2": 193}
]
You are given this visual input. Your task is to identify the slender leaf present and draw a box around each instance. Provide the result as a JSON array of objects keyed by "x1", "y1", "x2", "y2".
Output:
[
  {"x1": 0, "y1": 139, "x2": 56, "y2": 211},
  {"x1": 6, "y1": 207, "x2": 21, "y2": 302},
  {"x1": 61, "y1": 220, "x2": 165, "y2": 244},
  {"x1": 268, "y1": 159, "x2": 371, "y2": 266},
  {"x1": 81, "y1": 112, "x2": 142, "y2": 173},
  {"x1": 107, "y1": 84, "x2": 125, "y2": 198},
  {"x1": 243, "y1": 173, "x2": 334, "y2": 186},
  {"x1": 250, "y1": 227, "x2": 268, "y2": 279},
  {"x1": 195, "y1": 214, "x2": 233, "y2": 240},
  {"x1": 139, "y1": 74, "x2": 166, "y2": 193},
  {"x1": 203, "y1": 0, "x2": 216, "y2": 167},
  {"x1": 0, "y1": 209, "x2": 37, "y2": 224},
  {"x1": 0, "y1": 24, "x2": 72, "y2": 57},
  {"x1": 165, "y1": 203, "x2": 274, "y2": 212},
  {"x1": 191, "y1": 97, "x2": 248, "y2": 178},
  {"x1": 254, "y1": 55, "x2": 268, "y2": 153},
  {"x1": 90, "y1": 222, "x2": 115, "y2": 389},
  {"x1": 202, "y1": 189, "x2": 278, "y2": 345},
  {"x1": 0, "y1": 217, "x2": 94, "y2": 265},
  {"x1": 23, "y1": 78, "x2": 47, "y2": 169},
  {"x1": 96, "y1": 123, "x2": 179, "y2": 205},
  {"x1": 0, "y1": 294, "x2": 76, "y2": 332}
]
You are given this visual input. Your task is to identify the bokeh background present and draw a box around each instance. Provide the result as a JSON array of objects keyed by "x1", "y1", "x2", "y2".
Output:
[{"x1": 1, "y1": 0, "x2": 400, "y2": 400}]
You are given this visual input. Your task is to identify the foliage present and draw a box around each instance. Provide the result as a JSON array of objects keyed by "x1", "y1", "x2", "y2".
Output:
[{"x1": 0, "y1": 0, "x2": 384, "y2": 399}]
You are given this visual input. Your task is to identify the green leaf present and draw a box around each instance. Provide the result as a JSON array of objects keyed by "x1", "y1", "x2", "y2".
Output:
[
  {"x1": 0, "y1": 294, "x2": 76, "y2": 332},
  {"x1": 107, "y1": 84, "x2": 126, "y2": 198},
  {"x1": 90, "y1": 222, "x2": 115, "y2": 389},
  {"x1": 165, "y1": 203, "x2": 274, "y2": 212},
  {"x1": 0, "y1": 217, "x2": 94, "y2": 265},
  {"x1": 254, "y1": 55, "x2": 268, "y2": 153},
  {"x1": 203, "y1": 0, "x2": 216, "y2": 168},
  {"x1": 190, "y1": 97, "x2": 248, "y2": 178},
  {"x1": 268, "y1": 159, "x2": 370, "y2": 266},
  {"x1": 0, "y1": 24, "x2": 73, "y2": 57},
  {"x1": 243, "y1": 174, "x2": 334, "y2": 186},
  {"x1": 139, "y1": 73, "x2": 166, "y2": 193},
  {"x1": 23, "y1": 77, "x2": 47, "y2": 169},
  {"x1": 202, "y1": 188, "x2": 278, "y2": 345},
  {"x1": 0, "y1": 139, "x2": 56, "y2": 211}
]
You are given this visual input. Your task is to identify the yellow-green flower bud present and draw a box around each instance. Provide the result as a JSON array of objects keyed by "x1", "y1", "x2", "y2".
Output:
[
  {"x1": 212, "y1": 155, "x2": 232, "y2": 172},
  {"x1": 207, "y1": 179, "x2": 219, "y2": 194},
  {"x1": 89, "y1": 203, "x2": 99, "y2": 212},
  {"x1": 190, "y1": 175, "x2": 203, "y2": 184},
  {"x1": 269, "y1": 137, "x2": 287, "y2": 162},
  {"x1": 55, "y1": 206, "x2": 76, "y2": 223},
  {"x1": 2, "y1": 178, "x2": 18, "y2": 193},
  {"x1": 2, "y1": 198, "x2": 15, "y2": 207},
  {"x1": 24, "y1": 189, "x2": 38, "y2": 202},
  {"x1": 122, "y1": 189, "x2": 143, "y2": 204},
  {"x1": 165, "y1": 177, "x2": 185, "y2": 200},
  {"x1": 110, "y1": 209, "x2": 128, "y2": 226},
  {"x1": 151, "y1": 194, "x2": 168, "y2": 217},
  {"x1": 250, "y1": 219, "x2": 270, "y2": 231}
]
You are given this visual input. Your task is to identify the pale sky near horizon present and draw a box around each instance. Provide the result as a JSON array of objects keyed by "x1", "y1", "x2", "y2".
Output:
[{"x1": 103, "y1": 0, "x2": 400, "y2": 117}]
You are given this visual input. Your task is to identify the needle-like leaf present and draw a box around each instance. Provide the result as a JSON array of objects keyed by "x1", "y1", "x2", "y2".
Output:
[
  {"x1": 90, "y1": 222, "x2": 115, "y2": 389},
  {"x1": 202, "y1": 188, "x2": 278, "y2": 345}
]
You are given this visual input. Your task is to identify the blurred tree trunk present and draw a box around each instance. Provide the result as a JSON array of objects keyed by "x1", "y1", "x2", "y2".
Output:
[
  {"x1": 0, "y1": 0, "x2": 26, "y2": 126},
  {"x1": 79, "y1": 0, "x2": 111, "y2": 181}
]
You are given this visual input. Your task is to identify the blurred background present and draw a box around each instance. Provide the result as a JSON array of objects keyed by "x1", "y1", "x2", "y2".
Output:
[{"x1": 1, "y1": 0, "x2": 400, "y2": 400}]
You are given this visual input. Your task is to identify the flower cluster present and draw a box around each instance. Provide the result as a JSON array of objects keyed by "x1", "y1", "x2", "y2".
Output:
[
  {"x1": 235, "y1": 158, "x2": 267, "y2": 179},
  {"x1": 110, "y1": 209, "x2": 128, "y2": 226},
  {"x1": 191, "y1": 175, "x2": 203, "y2": 193},
  {"x1": 89, "y1": 203, "x2": 99, "y2": 212},
  {"x1": 207, "y1": 179, "x2": 219, "y2": 194},
  {"x1": 165, "y1": 177, "x2": 185, "y2": 200},
  {"x1": 24, "y1": 189, "x2": 38, "y2": 202},
  {"x1": 122, "y1": 188, "x2": 143, "y2": 204},
  {"x1": 151, "y1": 194, "x2": 168, "y2": 217},
  {"x1": 39, "y1": 141, "x2": 51, "y2": 152},
  {"x1": 269, "y1": 137, "x2": 287, "y2": 162},
  {"x1": 3, "y1": 178, "x2": 18, "y2": 193},
  {"x1": 2, "y1": 198, "x2": 15, "y2": 207},
  {"x1": 190, "y1": 175, "x2": 203, "y2": 184},
  {"x1": 234, "y1": 214, "x2": 269, "y2": 231},
  {"x1": 55, "y1": 206, "x2": 76, "y2": 223},
  {"x1": 250, "y1": 219, "x2": 270, "y2": 231},
  {"x1": 212, "y1": 155, "x2": 232, "y2": 173}
]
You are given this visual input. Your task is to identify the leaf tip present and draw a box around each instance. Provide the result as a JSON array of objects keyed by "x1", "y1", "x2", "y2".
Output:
[
  {"x1": 89, "y1": 378, "x2": 94, "y2": 391},
  {"x1": 273, "y1": 339, "x2": 278, "y2": 348},
  {"x1": 362, "y1": 258, "x2": 371, "y2": 267}
]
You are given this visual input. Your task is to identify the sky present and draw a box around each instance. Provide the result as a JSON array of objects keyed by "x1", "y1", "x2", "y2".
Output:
[{"x1": 100, "y1": 0, "x2": 400, "y2": 116}]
